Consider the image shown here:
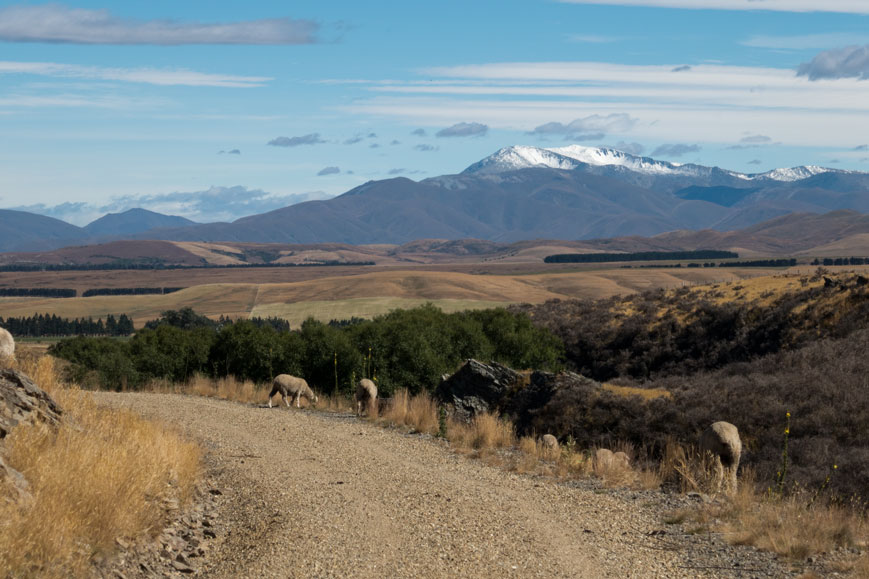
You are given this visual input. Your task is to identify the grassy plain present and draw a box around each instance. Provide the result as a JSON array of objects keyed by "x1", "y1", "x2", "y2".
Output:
[{"x1": 0, "y1": 262, "x2": 816, "y2": 327}]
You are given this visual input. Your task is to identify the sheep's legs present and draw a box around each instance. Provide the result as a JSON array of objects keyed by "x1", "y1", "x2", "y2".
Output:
[
  {"x1": 294, "y1": 393, "x2": 301, "y2": 408},
  {"x1": 268, "y1": 385, "x2": 281, "y2": 408}
]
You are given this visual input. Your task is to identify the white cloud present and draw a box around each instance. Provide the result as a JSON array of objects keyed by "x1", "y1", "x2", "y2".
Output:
[
  {"x1": 15, "y1": 186, "x2": 329, "y2": 225},
  {"x1": 0, "y1": 61, "x2": 270, "y2": 87},
  {"x1": 742, "y1": 33, "x2": 869, "y2": 50},
  {"x1": 436, "y1": 122, "x2": 488, "y2": 137},
  {"x1": 554, "y1": 0, "x2": 869, "y2": 14},
  {"x1": 0, "y1": 5, "x2": 318, "y2": 45},
  {"x1": 798, "y1": 45, "x2": 869, "y2": 80}
]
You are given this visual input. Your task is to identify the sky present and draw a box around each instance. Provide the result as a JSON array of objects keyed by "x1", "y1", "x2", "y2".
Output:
[{"x1": 1, "y1": 0, "x2": 869, "y2": 225}]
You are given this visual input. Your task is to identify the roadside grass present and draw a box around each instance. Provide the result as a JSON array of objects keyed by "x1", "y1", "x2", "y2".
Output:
[
  {"x1": 0, "y1": 355, "x2": 201, "y2": 578},
  {"x1": 378, "y1": 389, "x2": 440, "y2": 435}
]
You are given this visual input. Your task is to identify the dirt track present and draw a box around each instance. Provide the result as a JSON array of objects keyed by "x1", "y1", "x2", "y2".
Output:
[{"x1": 94, "y1": 393, "x2": 785, "y2": 578}]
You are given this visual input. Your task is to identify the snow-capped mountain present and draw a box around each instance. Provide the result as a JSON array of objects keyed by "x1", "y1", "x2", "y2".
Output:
[{"x1": 463, "y1": 144, "x2": 848, "y2": 183}]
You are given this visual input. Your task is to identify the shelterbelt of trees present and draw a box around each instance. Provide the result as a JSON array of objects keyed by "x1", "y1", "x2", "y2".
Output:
[{"x1": 49, "y1": 306, "x2": 563, "y2": 396}]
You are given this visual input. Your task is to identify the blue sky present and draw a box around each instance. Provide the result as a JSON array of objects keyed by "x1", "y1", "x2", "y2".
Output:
[{"x1": 2, "y1": 0, "x2": 869, "y2": 225}]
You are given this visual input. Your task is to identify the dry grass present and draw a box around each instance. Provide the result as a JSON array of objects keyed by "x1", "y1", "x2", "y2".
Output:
[
  {"x1": 602, "y1": 382, "x2": 672, "y2": 401},
  {"x1": 446, "y1": 412, "x2": 516, "y2": 454},
  {"x1": 185, "y1": 374, "x2": 262, "y2": 403},
  {"x1": 378, "y1": 389, "x2": 439, "y2": 435},
  {"x1": 659, "y1": 438, "x2": 720, "y2": 495},
  {"x1": 318, "y1": 393, "x2": 355, "y2": 413},
  {"x1": 0, "y1": 356, "x2": 201, "y2": 578}
]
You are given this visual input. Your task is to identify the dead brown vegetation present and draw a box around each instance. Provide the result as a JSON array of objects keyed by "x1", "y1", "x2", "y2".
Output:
[{"x1": 0, "y1": 355, "x2": 201, "y2": 577}]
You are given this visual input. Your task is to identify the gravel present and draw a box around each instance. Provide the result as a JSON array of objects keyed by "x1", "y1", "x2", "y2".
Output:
[{"x1": 93, "y1": 392, "x2": 796, "y2": 578}]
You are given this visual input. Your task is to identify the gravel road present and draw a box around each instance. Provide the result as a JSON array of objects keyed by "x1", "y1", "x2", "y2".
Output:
[{"x1": 94, "y1": 393, "x2": 790, "y2": 578}]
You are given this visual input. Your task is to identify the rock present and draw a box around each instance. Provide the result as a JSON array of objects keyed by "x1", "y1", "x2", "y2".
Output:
[
  {"x1": 435, "y1": 359, "x2": 522, "y2": 421},
  {"x1": 0, "y1": 454, "x2": 30, "y2": 503},
  {"x1": 506, "y1": 370, "x2": 601, "y2": 437},
  {"x1": 0, "y1": 369, "x2": 63, "y2": 439}
]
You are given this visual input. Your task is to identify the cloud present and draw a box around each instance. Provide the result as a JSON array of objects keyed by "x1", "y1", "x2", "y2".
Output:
[
  {"x1": 741, "y1": 134, "x2": 772, "y2": 144},
  {"x1": 414, "y1": 144, "x2": 438, "y2": 152},
  {"x1": 613, "y1": 141, "x2": 645, "y2": 155},
  {"x1": 369, "y1": 143, "x2": 380, "y2": 148},
  {"x1": 727, "y1": 134, "x2": 776, "y2": 149},
  {"x1": 554, "y1": 1, "x2": 869, "y2": 14},
  {"x1": 317, "y1": 166, "x2": 340, "y2": 176},
  {"x1": 0, "y1": 61, "x2": 271, "y2": 87},
  {"x1": 436, "y1": 122, "x2": 488, "y2": 137},
  {"x1": 671, "y1": 65, "x2": 692, "y2": 72},
  {"x1": 219, "y1": 149, "x2": 241, "y2": 155},
  {"x1": 411, "y1": 128, "x2": 427, "y2": 136},
  {"x1": 387, "y1": 168, "x2": 424, "y2": 176},
  {"x1": 268, "y1": 134, "x2": 325, "y2": 147},
  {"x1": 390, "y1": 140, "x2": 401, "y2": 145},
  {"x1": 651, "y1": 143, "x2": 701, "y2": 157},
  {"x1": 742, "y1": 33, "x2": 869, "y2": 51},
  {"x1": 14, "y1": 186, "x2": 329, "y2": 225},
  {"x1": 748, "y1": 159, "x2": 763, "y2": 165},
  {"x1": 529, "y1": 113, "x2": 636, "y2": 138},
  {"x1": 855, "y1": 144, "x2": 869, "y2": 151},
  {"x1": 0, "y1": 5, "x2": 318, "y2": 45},
  {"x1": 798, "y1": 45, "x2": 869, "y2": 80},
  {"x1": 343, "y1": 136, "x2": 363, "y2": 145}
]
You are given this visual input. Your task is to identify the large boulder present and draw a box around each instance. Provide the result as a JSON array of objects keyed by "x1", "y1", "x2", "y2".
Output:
[
  {"x1": 435, "y1": 359, "x2": 522, "y2": 421},
  {"x1": 506, "y1": 370, "x2": 601, "y2": 437},
  {"x1": 0, "y1": 369, "x2": 63, "y2": 439}
]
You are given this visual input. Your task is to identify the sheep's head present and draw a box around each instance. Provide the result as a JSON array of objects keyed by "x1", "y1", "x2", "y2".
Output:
[{"x1": 310, "y1": 393, "x2": 319, "y2": 406}]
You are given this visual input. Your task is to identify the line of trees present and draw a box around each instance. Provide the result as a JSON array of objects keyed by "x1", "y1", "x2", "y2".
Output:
[
  {"x1": 81, "y1": 287, "x2": 185, "y2": 297},
  {"x1": 719, "y1": 258, "x2": 796, "y2": 268},
  {"x1": 811, "y1": 257, "x2": 869, "y2": 266},
  {"x1": 0, "y1": 288, "x2": 76, "y2": 298},
  {"x1": 544, "y1": 250, "x2": 738, "y2": 263},
  {"x1": 0, "y1": 313, "x2": 134, "y2": 337},
  {"x1": 49, "y1": 305, "x2": 564, "y2": 395}
]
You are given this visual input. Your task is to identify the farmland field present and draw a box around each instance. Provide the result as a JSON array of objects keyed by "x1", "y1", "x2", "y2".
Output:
[{"x1": 0, "y1": 262, "x2": 843, "y2": 327}]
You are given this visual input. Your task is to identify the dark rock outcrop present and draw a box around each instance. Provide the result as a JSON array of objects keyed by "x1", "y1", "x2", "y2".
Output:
[
  {"x1": 506, "y1": 370, "x2": 601, "y2": 437},
  {"x1": 0, "y1": 369, "x2": 63, "y2": 439},
  {"x1": 435, "y1": 360, "x2": 522, "y2": 421}
]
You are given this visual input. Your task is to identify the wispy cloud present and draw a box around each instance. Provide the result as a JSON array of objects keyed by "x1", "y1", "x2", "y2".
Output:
[
  {"x1": 651, "y1": 143, "x2": 701, "y2": 157},
  {"x1": 554, "y1": 1, "x2": 869, "y2": 14},
  {"x1": 436, "y1": 122, "x2": 488, "y2": 137},
  {"x1": 748, "y1": 159, "x2": 763, "y2": 165},
  {"x1": 613, "y1": 141, "x2": 645, "y2": 155},
  {"x1": 742, "y1": 33, "x2": 869, "y2": 51},
  {"x1": 414, "y1": 144, "x2": 438, "y2": 152},
  {"x1": 317, "y1": 166, "x2": 341, "y2": 176},
  {"x1": 268, "y1": 134, "x2": 326, "y2": 147},
  {"x1": 411, "y1": 128, "x2": 427, "y2": 136},
  {"x1": 528, "y1": 113, "x2": 635, "y2": 138},
  {"x1": 0, "y1": 5, "x2": 318, "y2": 45},
  {"x1": 218, "y1": 149, "x2": 241, "y2": 155},
  {"x1": 798, "y1": 45, "x2": 869, "y2": 80},
  {"x1": 14, "y1": 186, "x2": 328, "y2": 225},
  {"x1": 0, "y1": 61, "x2": 271, "y2": 87},
  {"x1": 671, "y1": 65, "x2": 691, "y2": 72}
]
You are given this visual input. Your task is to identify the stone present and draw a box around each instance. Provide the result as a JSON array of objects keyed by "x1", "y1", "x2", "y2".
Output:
[
  {"x1": 435, "y1": 359, "x2": 522, "y2": 421},
  {"x1": 0, "y1": 369, "x2": 63, "y2": 439}
]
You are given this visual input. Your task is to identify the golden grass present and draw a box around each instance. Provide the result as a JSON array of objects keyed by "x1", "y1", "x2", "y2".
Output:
[
  {"x1": 0, "y1": 356, "x2": 201, "y2": 578},
  {"x1": 318, "y1": 393, "x2": 355, "y2": 414},
  {"x1": 378, "y1": 389, "x2": 440, "y2": 435},
  {"x1": 446, "y1": 412, "x2": 516, "y2": 454},
  {"x1": 602, "y1": 382, "x2": 672, "y2": 401}
]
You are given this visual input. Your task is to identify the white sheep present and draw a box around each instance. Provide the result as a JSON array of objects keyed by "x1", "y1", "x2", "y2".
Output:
[
  {"x1": 268, "y1": 374, "x2": 318, "y2": 409},
  {"x1": 355, "y1": 378, "x2": 377, "y2": 416},
  {"x1": 0, "y1": 327, "x2": 14, "y2": 365},
  {"x1": 699, "y1": 421, "x2": 742, "y2": 496}
]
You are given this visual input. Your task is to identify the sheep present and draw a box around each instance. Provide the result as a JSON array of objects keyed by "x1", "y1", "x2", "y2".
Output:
[
  {"x1": 0, "y1": 327, "x2": 14, "y2": 365},
  {"x1": 541, "y1": 434, "x2": 559, "y2": 451},
  {"x1": 594, "y1": 448, "x2": 631, "y2": 473},
  {"x1": 268, "y1": 374, "x2": 318, "y2": 409},
  {"x1": 355, "y1": 378, "x2": 377, "y2": 416},
  {"x1": 699, "y1": 421, "x2": 742, "y2": 496}
]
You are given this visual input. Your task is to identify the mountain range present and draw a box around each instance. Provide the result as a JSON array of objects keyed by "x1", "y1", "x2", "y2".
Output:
[{"x1": 2, "y1": 145, "x2": 869, "y2": 252}]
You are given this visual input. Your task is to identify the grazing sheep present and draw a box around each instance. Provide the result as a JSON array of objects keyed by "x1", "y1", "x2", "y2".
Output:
[
  {"x1": 355, "y1": 378, "x2": 377, "y2": 416},
  {"x1": 269, "y1": 374, "x2": 318, "y2": 409},
  {"x1": 541, "y1": 434, "x2": 558, "y2": 451},
  {"x1": 699, "y1": 421, "x2": 742, "y2": 496},
  {"x1": 593, "y1": 448, "x2": 615, "y2": 470},
  {"x1": 0, "y1": 327, "x2": 14, "y2": 365},
  {"x1": 612, "y1": 451, "x2": 631, "y2": 469}
]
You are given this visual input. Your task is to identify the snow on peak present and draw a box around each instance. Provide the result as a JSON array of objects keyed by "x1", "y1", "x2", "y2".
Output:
[
  {"x1": 464, "y1": 144, "x2": 844, "y2": 183},
  {"x1": 754, "y1": 165, "x2": 831, "y2": 182}
]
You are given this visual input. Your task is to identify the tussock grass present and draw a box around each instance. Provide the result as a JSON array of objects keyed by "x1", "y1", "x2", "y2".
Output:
[
  {"x1": 0, "y1": 356, "x2": 201, "y2": 578},
  {"x1": 378, "y1": 389, "x2": 439, "y2": 435},
  {"x1": 446, "y1": 412, "x2": 516, "y2": 454},
  {"x1": 319, "y1": 393, "x2": 354, "y2": 413}
]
